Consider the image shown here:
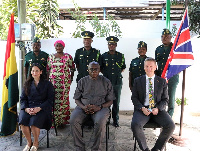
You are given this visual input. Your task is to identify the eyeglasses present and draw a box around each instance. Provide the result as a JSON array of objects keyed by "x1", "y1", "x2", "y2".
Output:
[{"x1": 89, "y1": 68, "x2": 99, "y2": 72}]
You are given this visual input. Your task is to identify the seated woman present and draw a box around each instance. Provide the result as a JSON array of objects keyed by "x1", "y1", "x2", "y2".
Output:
[{"x1": 18, "y1": 63, "x2": 55, "y2": 151}]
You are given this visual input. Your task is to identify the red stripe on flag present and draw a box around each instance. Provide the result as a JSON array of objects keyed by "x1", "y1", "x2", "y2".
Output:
[
  {"x1": 3, "y1": 13, "x2": 15, "y2": 79},
  {"x1": 173, "y1": 54, "x2": 194, "y2": 59},
  {"x1": 176, "y1": 29, "x2": 191, "y2": 46}
]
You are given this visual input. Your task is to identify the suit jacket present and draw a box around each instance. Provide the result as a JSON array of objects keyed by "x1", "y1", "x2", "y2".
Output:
[{"x1": 131, "y1": 75, "x2": 168, "y2": 111}]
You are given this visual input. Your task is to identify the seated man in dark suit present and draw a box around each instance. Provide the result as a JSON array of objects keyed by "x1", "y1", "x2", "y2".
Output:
[
  {"x1": 131, "y1": 57, "x2": 175, "y2": 151},
  {"x1": 70, "y1": 61, "x2": 115, "y2": 151}
]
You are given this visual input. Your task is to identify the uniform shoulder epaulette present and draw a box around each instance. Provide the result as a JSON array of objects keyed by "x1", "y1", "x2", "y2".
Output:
[
  {"x1": 76, "y1": 47, "x2": 84, "y2": 51},
  {"x1": 131, "y1": 57, "x2": 139, "y2": 62},
  {"x1": 41, "y1": 51, "x2": 48, "y2": 55},
  {"x1": 25, "y1": 51, "x2": 32, "y2": 56},
  {"x1": 93, "y1": 48, "x2": 100, "y2": 52},
  {"x1": 103, "y1": 51, "x2": 109, "y2": 55}
]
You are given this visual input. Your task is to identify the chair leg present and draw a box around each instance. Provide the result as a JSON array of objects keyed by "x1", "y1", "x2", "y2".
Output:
[
  {"x1": 106, "y1": 124, "x2": 108, "y2": 151},
  {"x1": 134, "y1": 139, "x2": 137, "y2": 151},
  {"x1": 20, "y1": 130, "x2": 22, "y2": 146},
  {"x1": 47, "y1": 130, "x2": 49, "y2": 148},
  {"x1": 53, "y1": 117, "x2": 58, "y2": 136},
  {"x1": 81, "y1": 126, "x2": 84, "y2": 137},
  {"x1": 108, "y1": 123, "x2": 110, "y2": 139},
  {"x1": 133, "y1": 134, "x2": 136, "y2": 151}
]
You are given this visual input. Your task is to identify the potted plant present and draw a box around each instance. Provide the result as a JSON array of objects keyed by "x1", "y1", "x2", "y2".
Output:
[
  {"x1": 175, "y1": 97, "x2": 188, "y2": 106},
  {"x1": 173, "y1": 97, "x2": 189, "y2": 123}
]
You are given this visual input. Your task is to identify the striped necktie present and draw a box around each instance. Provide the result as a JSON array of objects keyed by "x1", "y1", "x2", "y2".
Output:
[{"x1": 148, "y1": 78, "x2": 155, "y2": 109}]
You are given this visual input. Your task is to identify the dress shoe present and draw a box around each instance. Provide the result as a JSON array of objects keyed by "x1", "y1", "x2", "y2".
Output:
[
  {"x1": 113, "y1": 121, "x2": 119, "y2": 127},
  {"x1": 23, "y1": 145, "x2": 31, "y2": 151},
  {"x1": 30, "y1": 146, "x2": 38, "y2": 151}
]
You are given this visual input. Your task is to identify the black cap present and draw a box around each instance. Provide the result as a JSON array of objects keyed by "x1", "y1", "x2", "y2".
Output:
[
  {"x1": 81, "y1": 31, "x2": 94, "y2": 38},
  {"x1": 137, "y1": 41, "x2": 147, "y2": 49},
  {"x1": 162, "y1": 28, "x2": 171, "y2": 35},
  {"x1": 106, "y1": 36, "x2": 119, "y2": 44}
]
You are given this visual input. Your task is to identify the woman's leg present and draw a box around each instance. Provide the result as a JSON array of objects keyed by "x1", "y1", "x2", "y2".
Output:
[
  {"x1": 21, "y1": 125, "x2": 32, "y2": 147},
  {"x1": 31, "y1": 126, "x2": 40, "y2": 147}
]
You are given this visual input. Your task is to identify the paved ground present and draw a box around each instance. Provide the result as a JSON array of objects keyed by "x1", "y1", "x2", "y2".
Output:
[{"x1": 0, "y1": 111, "x2": 199, "y2": 151}]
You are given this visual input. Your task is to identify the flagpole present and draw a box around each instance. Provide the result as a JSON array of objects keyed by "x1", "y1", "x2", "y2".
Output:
[
  {"x1": 179, "y1": 69, "x2": 186, "y2": 136},
  {"x1": 179, "y1": 0, "x2": 188, "y2": 137}
]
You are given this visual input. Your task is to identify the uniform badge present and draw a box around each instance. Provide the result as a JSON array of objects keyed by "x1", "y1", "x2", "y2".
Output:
[{"x1": 133, "y1": 62, "x2": 137, "y2": 66}]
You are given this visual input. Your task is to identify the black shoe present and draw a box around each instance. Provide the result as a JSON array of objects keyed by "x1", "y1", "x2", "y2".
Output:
[
  {"x1": 144, "y1": 148, "x2": 150, "y2": 151},
  {"x1": 113, "y1": 121, "x2": 119, "y2": 127}
]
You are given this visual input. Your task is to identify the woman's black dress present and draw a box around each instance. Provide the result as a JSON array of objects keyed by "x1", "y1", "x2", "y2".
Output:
[{"x1": 18, "y1": 80, "x2": 55, "y2": 130}]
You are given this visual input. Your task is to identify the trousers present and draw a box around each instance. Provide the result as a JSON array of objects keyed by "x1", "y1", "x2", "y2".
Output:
[
  {"x1": 131, "y1": 110, "x2": 175, "y2": 150},
  {"x1": 70, "y1": 106, "x2": 110, "y2": 151}
]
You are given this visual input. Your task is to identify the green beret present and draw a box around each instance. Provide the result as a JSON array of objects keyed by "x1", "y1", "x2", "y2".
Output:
[
  {"x1": 81, "y1": 31, "x2": 94, "y2": 38},
  {"x1": 162, "y1": 28, "x2": 171, "y2": 35},
  {"x1": 106, "y1": 36, "x2": 119, "y2": 44},
  {"x1": 33, "y1": 37, "x2": 40, "y2": 43},
  {"x1": 137, "y1": 41, "x2": 147, "y2": 49}
]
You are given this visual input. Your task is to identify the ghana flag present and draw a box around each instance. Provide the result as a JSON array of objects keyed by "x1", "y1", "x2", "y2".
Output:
[{"x1": 0, "y1": 13, "x2": 19, "y2": 136}]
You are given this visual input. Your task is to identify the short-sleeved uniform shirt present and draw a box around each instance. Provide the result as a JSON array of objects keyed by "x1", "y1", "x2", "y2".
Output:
[
  {"x1": 73, "y1": 75, "x2": 116, "y2": 106},
  {"x1": 129, "y1": 56, "x2": 147, "y2": 87},
  {"x1": 74, "y1": 47, "x2": 101, "y2": 82},
  {"x1": 24, "y1": 51, "x2": 48, "y2": 78},
  {"x1": 101, "y1": 51, "x2": 126, "y2": 85}
]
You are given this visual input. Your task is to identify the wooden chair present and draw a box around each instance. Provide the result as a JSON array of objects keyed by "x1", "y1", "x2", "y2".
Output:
[{"x1": 81, "y1": 114, "x2": 110, "y2": 151}]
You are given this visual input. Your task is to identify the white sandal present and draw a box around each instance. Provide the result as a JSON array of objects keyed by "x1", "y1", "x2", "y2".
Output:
[
  {"x1": 30, "y1": 146, "x2": 38, "y2": 151},
  {"x1": 23, "y1": 145, "x2": 31, "y2": 151}
]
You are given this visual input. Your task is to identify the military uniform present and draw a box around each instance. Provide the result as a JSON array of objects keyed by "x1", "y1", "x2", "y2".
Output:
[
  {"x1": 74, "y1": 47, "x2": 101, "y2": 82},
  {"x1": 129, "y1": 41, "x2": 148, "y2": 88},
  {"x1": 101, "y1": 36, "x2": 126, "y2": 126},
  {"x1": 24, "y1": 51, "x2": 48, "y2": 78},
  {"x1": 74, "y1": 31, "x2": 101, "y2": 82},
  {"x1": 155, "y1": 29, "x2": 179, "y2": 117},
  {"x1": 129, "y1": 56, "x2": 147, "y2": 87}
]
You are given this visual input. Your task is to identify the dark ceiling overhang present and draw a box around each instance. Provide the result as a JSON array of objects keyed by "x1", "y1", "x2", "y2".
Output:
[{"x1": 59, "y1": 2, "x2": 185, "y2": 21}]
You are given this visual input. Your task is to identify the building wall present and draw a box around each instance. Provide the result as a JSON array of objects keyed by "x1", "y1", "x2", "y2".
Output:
[{"x1": 0, "y1": 20, "x2": 199, "y2": 112}]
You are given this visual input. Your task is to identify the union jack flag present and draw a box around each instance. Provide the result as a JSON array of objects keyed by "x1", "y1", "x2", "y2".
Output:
[{"x1": 161, "y1": 8, "x2": 194, "y2": 80}]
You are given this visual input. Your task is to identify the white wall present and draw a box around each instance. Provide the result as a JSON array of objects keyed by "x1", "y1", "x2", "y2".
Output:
[
  {"x1": 40, "y1": 36, "x2": 200, "y2": 112},
  {"x1": 57, "y1": 20, "x2": 182, "y2": 38},
  {"x1": 0, "y1": 20, "x2": 199, "y2": 112},
  {"x1": 41, "y1": 37, "x2": 161, "y2": 111}
]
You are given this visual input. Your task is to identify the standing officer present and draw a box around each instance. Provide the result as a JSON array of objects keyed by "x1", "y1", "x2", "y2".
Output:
[
  {"x1": 129, "y1": 41, "x2": 148, "y2": 91},
  {"x1": 74, "y1": 31, "x2": 101, "y2": 82},
  {"x1": 24, "y1": 37, "x2": 48, "y2": 80},
  {"x1": 101, "y1": 36, "x2": 126, "y2": 127},
  {"x1": 155, "y1": 29, "x2": 179, "y2": 117}
]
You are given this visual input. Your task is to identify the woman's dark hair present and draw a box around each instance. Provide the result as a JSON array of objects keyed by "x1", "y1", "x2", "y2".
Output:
[{"x1": 24, "y1": 63, "x2": 44, "y2": 95}]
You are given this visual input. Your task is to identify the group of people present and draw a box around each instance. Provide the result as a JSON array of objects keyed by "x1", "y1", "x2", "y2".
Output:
[{"x1": 18, "y1": 28, "x2": 179, "y2": 151}]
